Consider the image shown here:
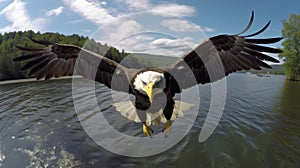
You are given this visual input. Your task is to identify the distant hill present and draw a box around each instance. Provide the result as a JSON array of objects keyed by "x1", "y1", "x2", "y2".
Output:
[
  {"x1": 269, "y1": 64, "x2": 285, "y2": 71},
  {"x1": 247, "y1": 64, "x2": 285, "y2": 75}
]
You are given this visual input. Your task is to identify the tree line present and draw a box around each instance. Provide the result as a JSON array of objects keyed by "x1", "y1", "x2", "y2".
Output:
[
  {"x1": 0, "y1": 30, "x2": 150, "y2": 81},
  {"x1": 279, "y1": 13, "x2": 300, "y2": 82}
]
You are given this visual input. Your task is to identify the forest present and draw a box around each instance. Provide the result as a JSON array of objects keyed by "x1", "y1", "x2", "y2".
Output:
[{"x1": 0, "y1": 30, "x2": 151, "y2": 81}]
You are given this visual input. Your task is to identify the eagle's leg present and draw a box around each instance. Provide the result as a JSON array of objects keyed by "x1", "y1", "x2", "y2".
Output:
[
  {"x1": 162, "y1": 99, "x2": 174, "y2": 137},
  {"x1": 162, "y1": 120, "x2": 172, "y2": 137},
  {"x1": 143, "y1": 122, "x2": 153, "y2": 138}
]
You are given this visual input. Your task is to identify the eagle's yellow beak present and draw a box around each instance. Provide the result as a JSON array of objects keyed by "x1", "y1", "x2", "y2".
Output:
[{"x1": 145, "y1": 82, "x2": 154, "y2": 103}]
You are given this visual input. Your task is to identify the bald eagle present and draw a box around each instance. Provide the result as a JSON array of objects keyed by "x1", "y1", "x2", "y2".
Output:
[{"x1": 14, "y1": 12, "x2": 282, "y2": 137}]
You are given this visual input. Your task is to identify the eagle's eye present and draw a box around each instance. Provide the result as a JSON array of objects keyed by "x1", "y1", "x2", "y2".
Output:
[
  {"x1": 155, "y1": 81, "x2": 160, "y2": 87},
  {"x1": 142, "y1": 80, "x2": 147, "y2": 85}
]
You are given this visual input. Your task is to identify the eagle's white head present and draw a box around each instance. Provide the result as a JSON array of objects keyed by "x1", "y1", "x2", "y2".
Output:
[{"x1": 133, "y1": 71, "x2": 166, "y2": 102}]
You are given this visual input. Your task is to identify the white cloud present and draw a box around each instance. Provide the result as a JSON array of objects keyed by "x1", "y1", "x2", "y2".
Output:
[
  {"x1": 113, "y1": 34, "x2": 154, "y2": 52},
  {"x1": 96, "y1": 28, "x2": 198, "y2": 57},
  {"x1": 63, "y1": 0, "x2": 146, "y2": 49},
  {"x1": 201, "y1": 27, "x2": 215, "y2": 33},
  {"x1": 0, "y1": 0, "x2": 45, "y2": 33},
  {"x1": 110, "y1": 35, "x2": 197, "y2": 57},
  {"x1": 46, "y1": 6, "x2": 64, "y2": 17},
  {"x1": 161, "y1": 19, "x2": 200, "y2": 32},
  {"x1": 135, "y1": 35, "x2": 154, "y2": 41},
  {"x1": 118, "y1": 1, "x2": 195, "y2": 17},
  {"x1": 0, "y1": 0, "x2": 9, "y2": 3},
  {"x1": 149, "y1": 37, "x2": 197, "y2": 56},
  {"x1": 99, "y1": 19, "x2": 142, "y2": 45},
  {"x1": 151, "y1": 3, "x2": 196, "y2": 17},
  {"x1": 119, "y1": 0, "x2": 151, "y2": 10},
  {"x1": 161, "y1": 19, "x2": 215, "y2": 33},
  {"x1": 63, "y1": 0, "x2": 115, "y2": 25},
  {"x1": 62, "y1": 0, "x2": 203, "y2": 57},
  {"x1": 100, "y1": 1, "x2": 107, "y2": 6},
  {"x1": 151, "y1": 37, "x2": 195, "y2": 48}
]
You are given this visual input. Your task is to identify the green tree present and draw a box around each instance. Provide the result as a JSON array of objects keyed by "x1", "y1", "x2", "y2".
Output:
[{"x1": 279, "y1": 13, "x2": 300, "y2": 82}]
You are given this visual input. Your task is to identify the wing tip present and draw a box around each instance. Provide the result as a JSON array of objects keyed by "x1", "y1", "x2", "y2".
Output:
[
  {"x1": 235, "y1": 11, "x2": 273, "y2": 37},
  {"x1": 27, "y1": 36, "x2": 54, "y2": 46},
  {"x1": 13, "y1": 56, "x2": 22, "y2": 62},
  {"x1": 235, "y1": 11, "x2": 255, "y2": 36},
  {"x1": 243, "y1": 20, "x2": 271, "y2": 37},
  {"x1": 15, "y1": 45, "x2": 44, "y2": 52}
]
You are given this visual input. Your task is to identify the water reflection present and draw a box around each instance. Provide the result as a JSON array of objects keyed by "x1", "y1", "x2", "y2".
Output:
[{"x1": 271, "y1": 80, "x2": 300, "y2": 167}]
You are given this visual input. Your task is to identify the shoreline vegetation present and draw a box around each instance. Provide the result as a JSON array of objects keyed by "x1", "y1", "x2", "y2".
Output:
[{"x1": 0, "y1": 30, "x2": 286, "y2": 82}]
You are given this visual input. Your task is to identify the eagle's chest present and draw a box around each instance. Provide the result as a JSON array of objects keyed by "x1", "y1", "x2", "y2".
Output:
[{"x1": 134, "y1": 92, "x2": 167, "y2": 112}]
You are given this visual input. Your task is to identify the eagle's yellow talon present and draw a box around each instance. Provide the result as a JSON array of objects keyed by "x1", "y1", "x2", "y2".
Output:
[
  {"x1": 143, "y1": 123, "x2": 153, "y2": 138},
  {"x1": 162, "y1": 120, "x2": 172, "y2": 137}
]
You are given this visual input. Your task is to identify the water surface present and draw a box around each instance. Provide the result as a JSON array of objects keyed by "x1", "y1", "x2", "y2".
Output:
[{"x1": 0, "y1": 74, "x2": 299, "y2": 167}]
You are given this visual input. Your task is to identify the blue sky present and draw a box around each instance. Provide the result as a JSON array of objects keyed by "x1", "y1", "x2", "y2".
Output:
[{"x1": 0, "y1": 0, "x2": 298, "y2": 60}]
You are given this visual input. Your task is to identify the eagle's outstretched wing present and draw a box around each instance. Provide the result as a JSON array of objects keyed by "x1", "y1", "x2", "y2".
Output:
[
  {"x1": 167, "y1": 11, "x2": 282, "y2": 92},
  {"x1": 14, "y1": 38, "x2": 132, "y2": 93}
]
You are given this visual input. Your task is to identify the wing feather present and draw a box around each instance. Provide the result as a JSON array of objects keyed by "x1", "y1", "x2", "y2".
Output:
[
  {"x1": 13, "y1": 51, "x2": 47, "y2": 61},
  {"x1": 245, "y1": 37, "x2": 282, "y2": 44},
  {"x1": 243, "y1": 20, "x2": 271, "y2": 37},
  {"x1": 28, "y1": 55, "x2": 55, "y2": 76},
  {"x1": 235, "y1": 11, "x2": 254, "y2": 36},
  {"x1": 14, "y1": 39, "x2": 133, "y2": 93},
  {"x1": 167, "y1": 12, "x2": 282, "y2": 92}
]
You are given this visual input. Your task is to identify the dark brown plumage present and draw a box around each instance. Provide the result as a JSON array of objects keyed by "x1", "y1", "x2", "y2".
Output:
[{"x1": 166, "y1": 12, "x2": 282, "y2": 92}]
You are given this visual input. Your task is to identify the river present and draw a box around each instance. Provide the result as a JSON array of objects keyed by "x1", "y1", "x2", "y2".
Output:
[{"x1": 0, "y1": 73, "x2": 299, "y2": 167}]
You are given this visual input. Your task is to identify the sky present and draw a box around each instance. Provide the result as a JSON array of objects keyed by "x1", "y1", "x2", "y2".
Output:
[{"x1": 0, "y1": 0, "x2": 299, "y2": 61}]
